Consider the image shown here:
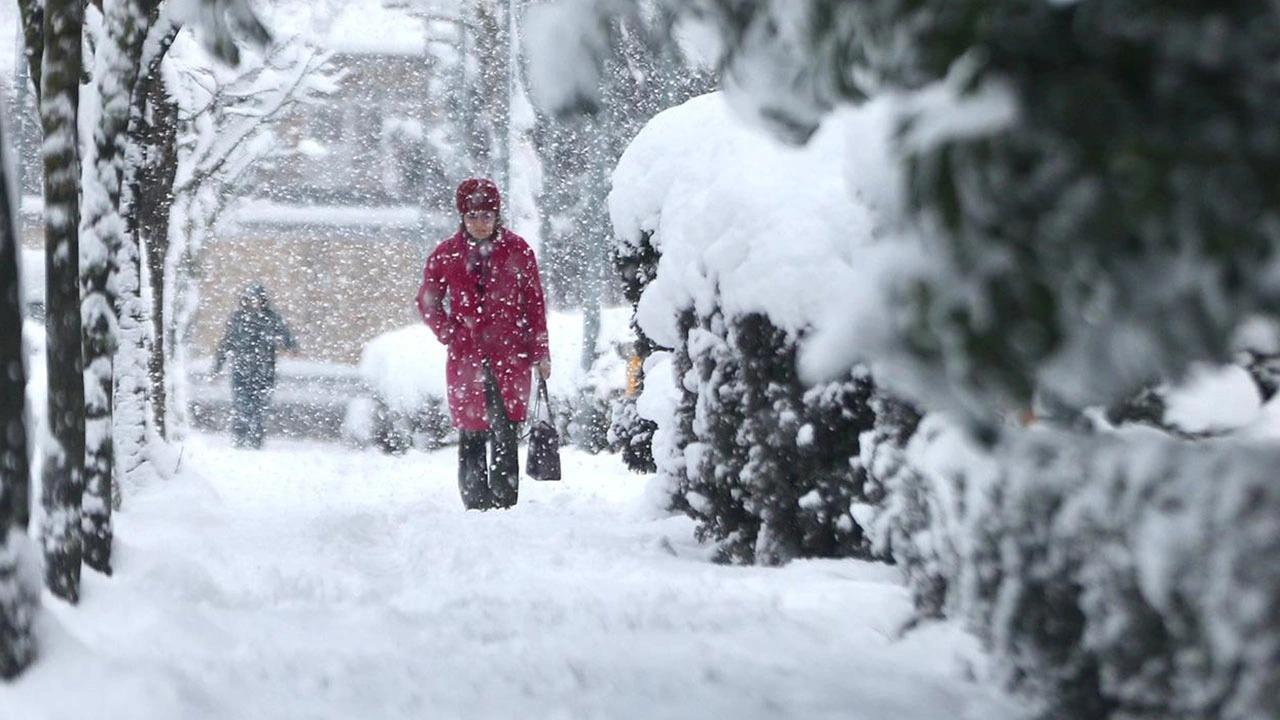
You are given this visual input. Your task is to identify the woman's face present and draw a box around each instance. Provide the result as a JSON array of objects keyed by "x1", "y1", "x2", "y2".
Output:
[{"x1": 463, "y1": 210, "x2": 497, "y2": 240}]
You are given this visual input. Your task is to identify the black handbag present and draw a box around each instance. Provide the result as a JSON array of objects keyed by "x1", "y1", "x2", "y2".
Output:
[{"x1": 526, "y1": 376, "x2": 561, "y2": 481}]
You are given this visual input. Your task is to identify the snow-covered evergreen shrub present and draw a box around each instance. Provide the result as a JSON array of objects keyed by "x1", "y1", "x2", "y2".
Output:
[
  {"x1": 664, "y1": 306, "x2": 876, "y2": 565},
  {"x1": 542, "y1": 308, "x2": 632, "y2": 453},
  {"x1": 857, "y1": 392, "x2": 958, "y2": 617},
  {"x1": 357, "y1": 325, "x2": 452, "y2": 452},
  {"x1": 610, "y1": 229, "x2": 661, "y2": 473},
  {"x1": 792, "y1": 370, "x2": 876, "y2": 559},
  {"x1": 1058, "y1": 436, "x2": 1280, "y2": 720},
  {"x1": 738, "y1": 314, "x2": 875, "y2": 564},
  {"x1": 364, "y1": 395, "x2": 453, "y2": 454},
  {"x1": 881, "y1": 424, "x2": 1145, "y2": 717},
  {"x1": 571, "y1": 3, "x2": 1280, "y2": 716},
  {"x1": 608, "y1": 397, "x2": 655, "y2": 473},
  {"x1": 674, "y1": 306, "x2": 754, "y2": 563},
  {"x1": 566, "y1": 382, "x2": 612, "y2": 453},
  {"x1": 607, "y1": 92, "x2": 877, "y2": 564},
  {"x1": 957, "y1": 434, "x2": 1109, "y2": 719},
  {"x1": 885, "y1": 422, "x2": 1280, "y2": 720},
  {"x1": 660, "y1": 317, "x2": 698, "y2": 520},
  {"x1": 544, "y1": 386, "x2": 610, "y2": 453}
]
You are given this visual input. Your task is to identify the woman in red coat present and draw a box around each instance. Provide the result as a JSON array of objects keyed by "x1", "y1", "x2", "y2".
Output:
[{"x1": 416, "y1": 178, "x2": 551, "y2": 509}]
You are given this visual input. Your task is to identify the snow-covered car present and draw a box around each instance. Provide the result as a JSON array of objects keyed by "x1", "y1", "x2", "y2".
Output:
[{"x1": 343, "y1": 324, "x2": 453, "y2": 453}]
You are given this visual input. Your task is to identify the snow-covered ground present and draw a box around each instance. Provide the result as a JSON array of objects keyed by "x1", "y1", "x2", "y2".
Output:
[{"x1": 2, "y1": 435, "x2": 1019, "y2": 720}]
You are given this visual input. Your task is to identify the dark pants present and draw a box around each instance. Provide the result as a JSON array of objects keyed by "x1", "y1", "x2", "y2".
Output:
[
  {"x1": 231, "y1": 380, "x2": 270, "y2": 449},
  {"x1": 458, "y1": 366, "x2": 519, "y2": 510}
]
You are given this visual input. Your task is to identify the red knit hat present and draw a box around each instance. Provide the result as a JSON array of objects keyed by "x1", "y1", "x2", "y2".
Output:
[{"x1": 456, "y1": 178, "x2": 501, "y2": 214}]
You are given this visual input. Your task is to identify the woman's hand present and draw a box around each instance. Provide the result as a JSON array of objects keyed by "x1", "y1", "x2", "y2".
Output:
[{"x1": 535, "y1": 360, "x2": 551, "y2": 380}]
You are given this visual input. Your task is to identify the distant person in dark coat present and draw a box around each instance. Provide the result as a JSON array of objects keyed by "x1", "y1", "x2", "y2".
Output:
[{"x1": 213, "y1": 283, "x2": 298, "y2": 448}]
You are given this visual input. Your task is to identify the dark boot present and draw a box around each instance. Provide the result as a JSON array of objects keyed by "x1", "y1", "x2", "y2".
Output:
[
  {"x1": 484, "y1": 367, "x2": 520, "y2": 509},
  {"x1": 248, "y1": 386, "x2": 267, "y2": 449},
  {"x1": 248, "y1": 408, "x2": 265, "y2": 448},
  {"x1": 458, "y1": 430, "x2": 492, "y2": 510},
  {"x1": 231, "y1": 382, "x2": 251, "y2": 447}
]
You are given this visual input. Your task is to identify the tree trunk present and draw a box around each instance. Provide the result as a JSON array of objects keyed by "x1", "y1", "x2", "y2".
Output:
[
  {"x1": 115, "y1": 133, "x2": 152, "y2": 501},
  {"x1": 79, "y1": 0, "x2": 150, "y2": 574},
  {"x1": 117, "y1": 12, "x2": 172, "y2": 480},
  {"x1": 0, "y1": 97, "x2": 40, "y2": 680},
  {"x1": 469, "y1": 0, "x2": 509, "y2": 182},
  {"x1": 16, "y1": 0, "x2": 43, "y2": 105},
  {"x1": 39, "y1": 0, "x2": 86, "y2": 604},
  {"x1": 134, "y1": 62, "x2": 178, "y2": 440}
]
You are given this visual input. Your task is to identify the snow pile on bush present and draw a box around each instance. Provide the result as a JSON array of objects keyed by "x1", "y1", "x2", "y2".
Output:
[
  {"x1": 347, "y1": 325, "x2": 450, "y2": 452},
  {"x1": 610, "y1": 92, "x2": 876, "y2": 353},
  {"x1": 1150, "y1": 364, "x2": 1262, "y2": 435},
  {"x1": 601, "y1": 4, "x2": 1280, "y2": 715},
  {"x1": 357, "y1": 325, "x2": 448, "y2": 416}
]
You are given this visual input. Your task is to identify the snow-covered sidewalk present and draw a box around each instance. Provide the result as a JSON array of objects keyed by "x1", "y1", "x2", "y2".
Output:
[{"x1": 3, "y1": 436, "x2": 1019, "y2": 720}]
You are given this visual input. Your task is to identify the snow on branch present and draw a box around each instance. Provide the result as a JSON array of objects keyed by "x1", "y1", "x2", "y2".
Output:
[
  {"x1": 168, "y1": 35, "x2": 336, "y2": 200},
  {"x1": 164, "y1": 0, "x2": 271, "y2": 67}
]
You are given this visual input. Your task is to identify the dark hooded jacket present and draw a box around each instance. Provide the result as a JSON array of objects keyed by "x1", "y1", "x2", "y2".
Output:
[{"x1": 214, "y1": 284, "x2": 297, "y2": 391}]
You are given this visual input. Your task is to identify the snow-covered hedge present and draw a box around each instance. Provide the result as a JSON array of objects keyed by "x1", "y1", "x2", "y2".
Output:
[
  {"x1": 901, "y1": 423, "x2": 1280, "y2": 720},
  {"x1": 612, "y1": 86, "x2": 1280, "y2": 716},
  {"x1": 853, "y1": 366, "x2": 1280, "y2": 720},
  {"x1": 610, "y1": 92, "x2": 882, "y2": 564}
]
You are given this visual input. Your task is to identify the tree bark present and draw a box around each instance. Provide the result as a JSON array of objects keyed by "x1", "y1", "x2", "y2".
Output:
[
  {"x1": 133, "y1": 56, "x2": 178, "y2": 440},
  {"x1": 0, "y1": 97, "x2": 39, "y2": 680},
  {"x1": 468, "y1": 0, "x2": 508, "y2": 182},
  {"x1": 117, "y1": 11, "x2": 172, "y2": 477},
  {"x1": 79, "y1": 0, "x2": 151, "y2": 575},
  {"x1": 115, "y1": 119, "x2": 151, "y2": 502},
  {"x1": 16, "y1": 0, "x2": 43, "y2": 104},
  {"x1": 39, "y1": 0, "x2": 86, "y2": 604}
]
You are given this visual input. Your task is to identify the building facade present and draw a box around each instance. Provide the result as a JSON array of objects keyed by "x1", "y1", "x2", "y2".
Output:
[{"x1": 193, "y1": 38, "x2": 463, "y2": 367}]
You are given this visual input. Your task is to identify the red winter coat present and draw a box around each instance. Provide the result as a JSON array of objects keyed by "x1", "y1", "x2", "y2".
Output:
[{"x1": 416, "y1": 228, "x2": 550, "y2": 431}]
